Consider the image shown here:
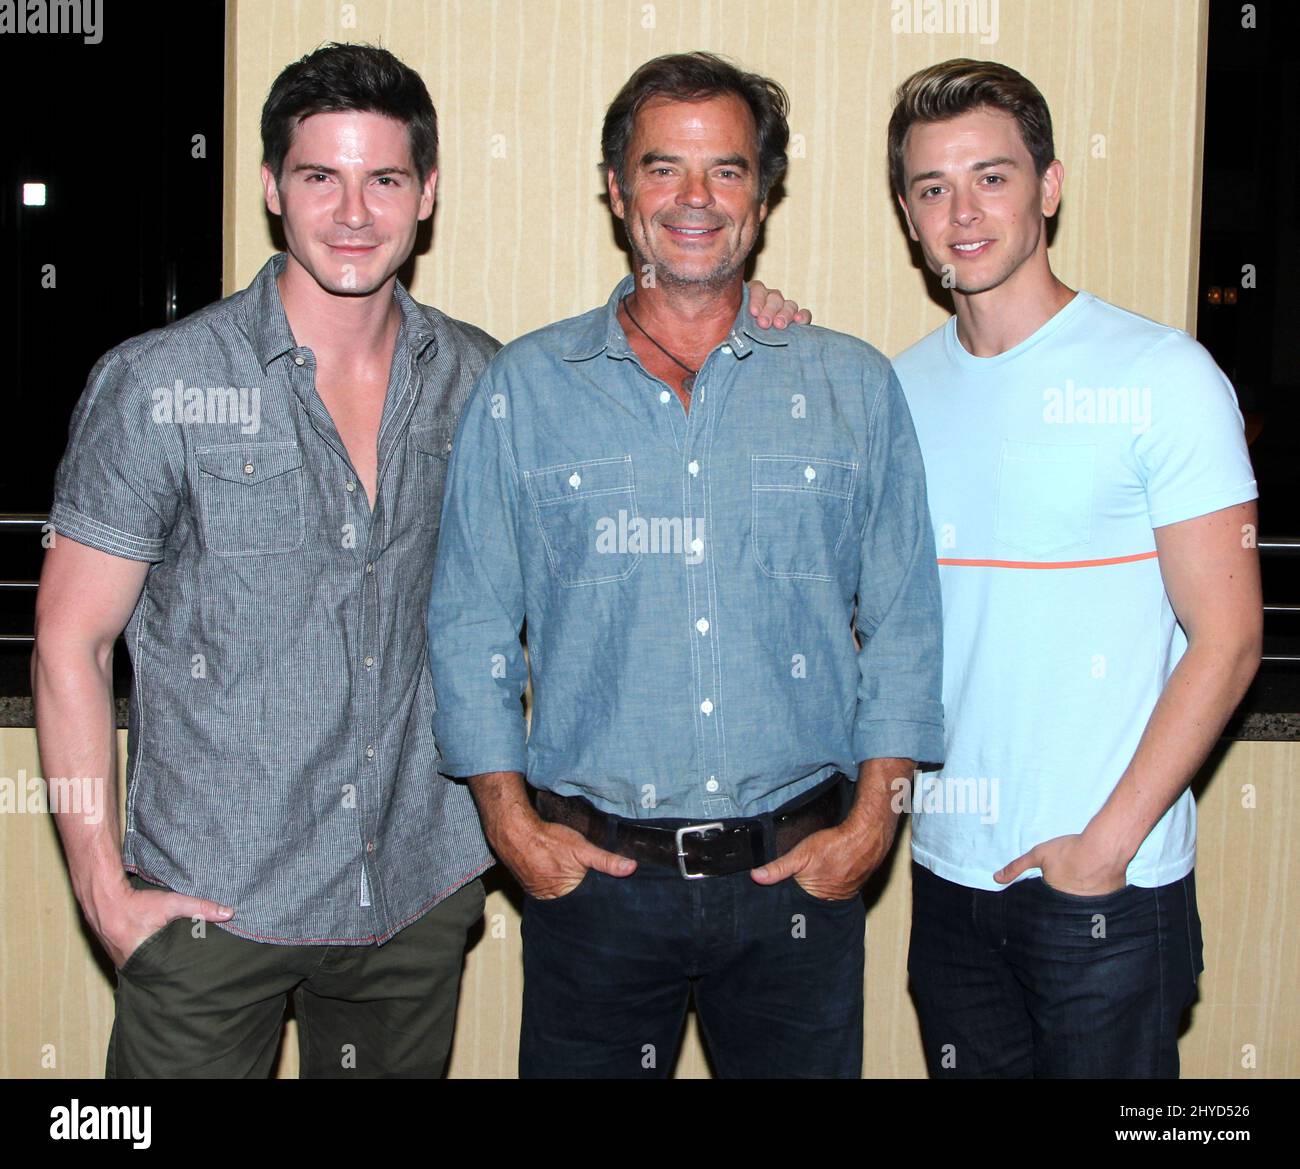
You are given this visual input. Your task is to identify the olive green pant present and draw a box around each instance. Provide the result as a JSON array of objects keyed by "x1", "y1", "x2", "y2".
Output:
[{"x1": 106, "y1": 874, "x2": 485, "y2": 1078}]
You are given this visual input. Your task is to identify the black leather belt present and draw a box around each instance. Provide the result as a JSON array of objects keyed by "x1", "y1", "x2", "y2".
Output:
[{"x1": 532, "y1": 773, "x2": 850, "y2": 879}]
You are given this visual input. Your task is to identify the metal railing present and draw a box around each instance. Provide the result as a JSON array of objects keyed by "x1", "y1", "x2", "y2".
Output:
[{"x1": 3, "y1": 516, "x2": 1300, "y2": 657}]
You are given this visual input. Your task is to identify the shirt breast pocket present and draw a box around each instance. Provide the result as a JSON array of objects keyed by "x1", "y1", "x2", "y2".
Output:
[
  {"x1": 409, "y1": 424, "x2": 454, "y2": 527},
  {"x1": 524, "y1": 455, "x2": 641, "y2": 587},
  {"x1": 751, "y1": 454, "x2": 858, "y2": 581},
  {"x1": 195, "y1": 442, "x2": 305, "y2": 556},
  {"x1": 994, "y1": 441, "x2": 1096, "y2": 558}
]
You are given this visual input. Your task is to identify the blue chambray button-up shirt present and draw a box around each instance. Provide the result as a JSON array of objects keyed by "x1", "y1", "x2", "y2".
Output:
[{"x1": 427, "y1": 275, "x2": 944, "y2": 819}]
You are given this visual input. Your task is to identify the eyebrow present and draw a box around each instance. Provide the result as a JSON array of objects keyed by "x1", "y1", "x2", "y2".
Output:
[
  {"x1": 637, "y1": 151, "x2": 752, "y2": 171},
  {"x1": 290, "y1": 163, "x2": 413, "y2": 177},
  {"x1": 909, "y1": 156, "x2": 1020, "y2": 187}
]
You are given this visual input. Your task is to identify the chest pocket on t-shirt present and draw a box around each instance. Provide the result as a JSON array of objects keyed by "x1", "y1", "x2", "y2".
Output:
[
  {"x1": 994, "y1": 440, "x2": 1095, "y2": 558},
  {"x1": 195, "y1": 442, "x2": 305, "y2": 556}
]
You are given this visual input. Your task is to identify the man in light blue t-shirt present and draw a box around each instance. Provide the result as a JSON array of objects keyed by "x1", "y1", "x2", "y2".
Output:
[{"x1": 887, "y1": 59, "x2": 1261, "y2": 1078}]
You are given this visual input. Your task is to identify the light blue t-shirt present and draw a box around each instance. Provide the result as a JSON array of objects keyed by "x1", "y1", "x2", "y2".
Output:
[{"x1": 894, "y1": 291, "x2": 1257, "y2": 891}]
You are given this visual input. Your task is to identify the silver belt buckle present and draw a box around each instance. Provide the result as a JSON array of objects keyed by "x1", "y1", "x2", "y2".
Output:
[{"x1": 675, "y1": 821, "x2": 725, "y2": 879}]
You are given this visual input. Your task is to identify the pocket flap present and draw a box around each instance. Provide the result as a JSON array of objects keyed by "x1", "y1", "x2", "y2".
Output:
[
  {"x1": 525, "y1": 455, "x2": 635, "y2": 505},
  {"x1": 196, "y1": 443, "x2": 303, "y2": 486},
  {"x1": 752, "y1": 454, "x2": 857, "y2": 497}
]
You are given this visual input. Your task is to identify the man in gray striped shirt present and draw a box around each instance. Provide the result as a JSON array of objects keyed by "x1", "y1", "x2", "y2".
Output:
[{"x1": 32, "y1": 43, "x2": 806, "y2": 1078}]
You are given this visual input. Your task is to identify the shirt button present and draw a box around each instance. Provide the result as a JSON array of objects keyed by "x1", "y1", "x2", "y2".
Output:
[
  {"x1": 364, "y1": 655, "x2": 374, "y2": 668},
  {"x1": 243, "y1": 463, "x2": 255, "y2": 475},
  {"x1": 688, "y1": 460, "x2": 700, "y2": 476},
  {"x1": 365, "y1": 562, "x2": 374, "y2": 574},
  {"x1": 805, "y1": 465, "x2": 817, "y2": 481},
  {"x1": 659, "y1": 390, "x2": 671, "y2": 404},
  {"x1": 365, "y1": 745, "x2": 375, "y2": 759},
  {"x1": 720, "y1": 345, "x2": 733, "y2": 355},
  {"x1": 293, "y1": 355, "x2": 306, "y2": 366},
  {"x1": 706, "y1": 778, "x2": 720, "y2": 793},
  {"x1": 366, "y1": 840, "x2": 375, "y2": 854},
  {"x1": 690, "y1": 537, "x2": 703, "y2": 555},
  {"x1": 568, "y1": 472, "x2": 581, "y2": 489},
  {"x1": 700, "y1": 699, "x2": 714, "y2": 715},
  {"x1": 695, "y1": 618, "x2": 709, "y2": 634},
  {"x1": 345, "y1": 480, "x2": 357, "y2": 493}
]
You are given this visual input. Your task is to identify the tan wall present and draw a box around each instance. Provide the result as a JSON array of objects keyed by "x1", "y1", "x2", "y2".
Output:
[
  {"x1": 9, "y1": 0, "x2": 1275, "y2": 1080},
  {"x1": 2, "y1": 731, "x2": 1295, "y2": 1077},
  {"x1": 224, "y1": 0, "x2": 1209, "y2": 340}
]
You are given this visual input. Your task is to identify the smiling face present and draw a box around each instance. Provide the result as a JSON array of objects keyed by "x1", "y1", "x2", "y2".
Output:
[
  {"x1": 261, "y1": 109, "x2": 436, "y2": 298},
  {"x1": 607, "y1": 92, "x2": 767, "y2": 292},
  {"x1": 897, "y1": 106, "x2": 1061, "y2": 298}
]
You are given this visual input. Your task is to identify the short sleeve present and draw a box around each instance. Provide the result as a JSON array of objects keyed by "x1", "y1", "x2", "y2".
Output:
[
  {"x1": 48, "y1": 347, "x2": 184, "y2": 562},
  {"x1": 1134, "y1": 332, "x2": 1257, "y2": 530}
]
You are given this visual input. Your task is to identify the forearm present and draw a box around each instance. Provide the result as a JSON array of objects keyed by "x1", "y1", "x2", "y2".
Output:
[
  {"x1": 1085, "y1": 635, "x2": 1260, "y2": 867},
  {"x1": 846, "y1": 756, "x2": 913, "y2": 841},
  {"x1": 31, "y1": 641, "x2": 129, "y2": 927},
  {"x1": 466, "y1": 770, "x2": 538, "y2": 849}
]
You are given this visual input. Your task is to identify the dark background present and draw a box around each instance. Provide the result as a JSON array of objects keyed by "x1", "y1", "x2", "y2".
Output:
[{"x1": 0, "y1": 0, "x2": 1295, "y2": 717}]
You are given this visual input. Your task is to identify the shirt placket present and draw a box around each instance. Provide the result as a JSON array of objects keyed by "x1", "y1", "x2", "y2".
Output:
[{"x1": 681, "y1": 341, "x2": 737, "y2": 817}]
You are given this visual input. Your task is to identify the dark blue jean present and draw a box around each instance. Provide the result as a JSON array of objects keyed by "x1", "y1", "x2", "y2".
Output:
[
  {"x1": 519, "y1": 860, "x2": 866, "y2": 1078},
  {"x1": 907, "y1": 861, "x2": 1203, "y2": 1078}
]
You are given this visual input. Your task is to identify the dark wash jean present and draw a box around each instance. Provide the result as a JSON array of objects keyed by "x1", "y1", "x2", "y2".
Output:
[
  {"x1": 519, "y1": 860, "x2": 867, "y2": 1079},
  {"x1": 907, "y1": 861, "x2": 1203, "y2": 1078}
]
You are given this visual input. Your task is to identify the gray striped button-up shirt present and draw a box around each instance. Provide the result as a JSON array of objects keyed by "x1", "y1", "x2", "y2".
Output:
[{"x1": 49, "y1": 252, "x2": 497, "y2": 944}]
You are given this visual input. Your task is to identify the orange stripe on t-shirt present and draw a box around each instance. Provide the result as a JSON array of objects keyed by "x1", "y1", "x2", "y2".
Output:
[{"x1": 937, "y1": 550, "x2": 1159, "y2": 570}]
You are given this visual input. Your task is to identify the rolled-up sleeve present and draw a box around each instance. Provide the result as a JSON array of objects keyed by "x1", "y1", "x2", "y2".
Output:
[
  {"x1": 852, "y1": 363, "x2": 945, "y2": 766},
  {"x1": 427, "y1": 369, "x2": 529, "y2": 777}
]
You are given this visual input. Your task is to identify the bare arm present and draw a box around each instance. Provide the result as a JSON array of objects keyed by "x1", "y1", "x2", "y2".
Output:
[
  {"x1": 996, "y1": 501, "x2": 1262, "y2": 892},
  {"x1": 32, "y1": 536, "x2": 233, "y2": 966}
]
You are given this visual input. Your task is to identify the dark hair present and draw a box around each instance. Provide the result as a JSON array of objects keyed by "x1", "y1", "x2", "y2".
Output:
[
  {"x1": 261, "y1": 43, "x2": 438, "y2": 182},
  {"x1": 601, "y1": 51, "x2": 790, "y2": 202},
  {"x1": 887, "y1": 58, "x2": 1054, "y2": 197}
]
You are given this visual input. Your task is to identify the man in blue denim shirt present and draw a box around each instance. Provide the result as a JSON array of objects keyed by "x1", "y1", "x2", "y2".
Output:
[{"x1": 427, "y1": 52, "x2": 944, "y2": 1078}]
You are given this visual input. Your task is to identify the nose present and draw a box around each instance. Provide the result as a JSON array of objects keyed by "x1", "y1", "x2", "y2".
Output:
[
  {"x1": 334, "y1": 180, "x2": 374, "y2": 232},
  {"x1": 676, "y1": 170, "x2": 715, "y2": 210},
  {"x1": 950, "y1": 184, "x2": 980, "y2": 228}
]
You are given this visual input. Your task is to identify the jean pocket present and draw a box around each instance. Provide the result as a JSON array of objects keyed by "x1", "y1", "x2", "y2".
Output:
[
  {"x1": 195, "y1": 442, "x2": 305, "y2": 556},
  {"x1": 751, "y1": 454, "x2": 857, "y2": 581},
  {"x1": 1036, "y1": 876, "x2": 1130, "y2": 904},
  {"x1": 524, "y1": 455, "x2": 641, "y2": 586},
  {"x1": 525, "y1": 867, "x2": 597, "y2": 906},
  {"x1": 788, "y1": 875, "x2": 862, "y2": 909},
  {"x1": 993, "y1": 441, "x2": 1095, "y2": 558}
]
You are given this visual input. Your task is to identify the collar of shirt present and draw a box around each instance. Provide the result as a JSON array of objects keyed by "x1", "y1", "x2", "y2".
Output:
[
  {"x1": 238, "y1": 251, "x2": 441, "y2": 374},
  {"x1": 560, "y1": 273, "x2": 791, "y2": 366}
]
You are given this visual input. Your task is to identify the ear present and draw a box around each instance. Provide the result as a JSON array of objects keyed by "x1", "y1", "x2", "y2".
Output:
[
  {"x1": 758, "y1": 197, "x2": 768, "y2": 226},
  {"x1": 1041, "y1": 159, "x2": 1064, "y2": 219},
  {"x1": 261, "y1": 162, "x2": 282, "y2": 217},
  {"x1": 419, "y1": 168, "x2": 438, "y2": 221},
  {"x1": 607, "y1": 168, "x2": 627, "y2": 220},
  {"x1": 897, "y1": 192, "x2": 919, "y2": 242}
]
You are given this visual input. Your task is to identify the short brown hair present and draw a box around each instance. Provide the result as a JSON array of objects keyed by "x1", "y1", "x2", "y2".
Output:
[
  {"x1": 887, "y1": 59, "x2": 1054, "y2": 197},
  {"x1": 601, "y1": 51, "x2": 790, "y2": 202}
]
